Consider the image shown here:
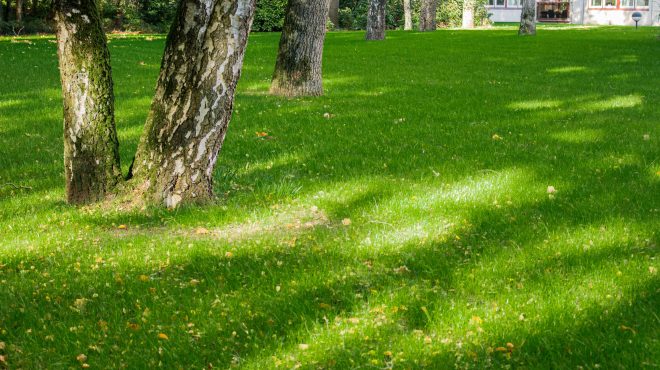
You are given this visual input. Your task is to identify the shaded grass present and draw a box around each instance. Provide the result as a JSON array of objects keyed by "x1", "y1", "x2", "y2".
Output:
[{"x1": 0, "y1": 27, "x2": 659, "y2": 368}]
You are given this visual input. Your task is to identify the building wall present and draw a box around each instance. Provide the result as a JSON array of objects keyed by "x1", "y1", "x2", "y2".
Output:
[{"x1": 486, "y1": 0, "x2": 660, "y2": 25}]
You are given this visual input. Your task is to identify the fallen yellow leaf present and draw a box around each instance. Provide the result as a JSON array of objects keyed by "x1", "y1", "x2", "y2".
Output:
[
  {"x1": 76, "y1": 354, "x2": 87, "y2": 362},
  {"x1": 138, "y1": 275, "x2": 149, "y2": 282},
  {"x1": 342, "y1": 218, "x2": 352, "y2": 226},
  {"x1": 195, "y1": 227, "x2": 209, "y2": 235},
  {"x1": 157, "y1": 333, "x2": 169, "y2": 340},
  {"x1": 117, "y1": 224, "x2": 127, "y2": 230}
]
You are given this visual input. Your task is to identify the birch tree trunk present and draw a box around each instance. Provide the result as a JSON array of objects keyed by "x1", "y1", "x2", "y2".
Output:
[
  {"x1": 519, "y1": 0, "x2": 536, "y2": 35},
  {"x1": 54, "y1": 0, "x2": 122, "y2": 204},
  {"x1": 365, "y1": 0, "x2": 386, "y2": 40},
  {"x1": 270, "y1": 0, "x2": 329, "y2": 97},
  {"x1": 419, "y1": 0, "x2": 436, "y2": 31},
  {"x1": 131, "y1": 0, "x2": 256, "y2": 208},
  {"x1": 403, "y1": 0, "x2": 412, "y2": 30},
  {"x1": 462, "y1": 0, "x2": 474, "y2": 28}
]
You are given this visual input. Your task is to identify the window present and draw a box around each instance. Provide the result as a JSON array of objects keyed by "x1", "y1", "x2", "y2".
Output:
[
  {"x1": 508, "y1": 0, "x2": 522, "y2": 7},
  {"x1": 487, "y1": 0, "x2": 505, "y2": 6},
  {"x1": 591, "y1": 0, "x2": 649, "y2": 7}
]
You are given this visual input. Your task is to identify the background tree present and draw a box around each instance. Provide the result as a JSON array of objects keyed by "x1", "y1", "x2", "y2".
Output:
[
  {"x1": 365, "y1": 0, "x2": 385, "y2": 40},
  {"x1": 328, "y1": 0, "x2": 339, "y2": 26},
  {"x1": 462, "y1": 0, "x2": 474, "y2": 28},
  {"x1": 519, "y1": 0, "x2": 535, "y2": 35},
  {"x1": 15, "y1": 0, "x2": 21, "y2": 21},
  {"x1": 54, "y1": 0, "x2": 122, "y2": 204},
  {"x1": 270, "y1": 0, "x2": 329, "y2": 97},
  {"x1": 419, "y1": 0, "x2": 436, "y2": 31},
  {"x1": 403, "y1": 0, "x2": 411, "y2": 30}
]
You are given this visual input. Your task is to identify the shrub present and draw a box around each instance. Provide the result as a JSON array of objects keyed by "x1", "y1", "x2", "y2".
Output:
[{"x1": 252, "y1": 0, "x2": 287, "y2": 32}]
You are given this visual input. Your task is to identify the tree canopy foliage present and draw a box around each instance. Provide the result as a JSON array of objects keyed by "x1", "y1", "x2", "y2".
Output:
[{"x1": 0, "y1": 0, "x2": 490, "y2": 35}]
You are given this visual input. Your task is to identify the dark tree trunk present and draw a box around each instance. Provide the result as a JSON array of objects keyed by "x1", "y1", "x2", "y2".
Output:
[
  {"x1": 31, "y1": 0, "x2": 38, "y2": 16},
  {"x1": 270, "y1": 0, "x2": 329, "y2": 97},
  {"x1": 5, "y1": 0, "x2": 12, "y2": 21},
  {"x1": 419, "y1": 0, "x2": 436, "y2": 31},
  {"x1": 519, "y1": 0, "x2": 536, "y2": 35},
  {"x1": 365, "y1": 0, "x2": 386, "y2": 40},
  {"x1": 403, "y1": 0, "x2": 412, "y2": 30},
  {"x1": 15, "y1": 0, "x2": 22, "y2": 21},
  {"x1": 462, "y1": 0, "x2": 474, "y2": 29},
  {"x1": 0, "y1": 0, "x2": 4, "y2": 22},
  {"x1": 328, "y1": 0, "x2": 338, "y2": 26},
  {"x1": 131, "y1": 0, "x2": 256, "y2": 208},
  {"x1": 54, "y1": 0, "x2": 122, "y2": 204}
]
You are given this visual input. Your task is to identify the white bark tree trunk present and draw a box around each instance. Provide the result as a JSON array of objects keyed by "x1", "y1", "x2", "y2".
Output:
[
  {"x1": 270, "y1": 0, "x2": 329, "y2": 97},
  {"x1": 519, "y1": 0, "x2": 536, "y2": 35},
  {"x1": 54, "y1": 0, "x2": 122, "y2": 204},
  {"x1": 366, "y1": 0, "x2": 386, "y2": 40},
  {"x1": 419, "y1": 0, "x2": 436, "y2": 31},
  {"x1": 462, "y1": 0, "x2": 474, "y2": 29},
  {"x1": 403, "y1": 0, "x2": 412, "y2": 30},
  {"x1": 131, "y1": 0, "x2": 256, "y2": 208}
]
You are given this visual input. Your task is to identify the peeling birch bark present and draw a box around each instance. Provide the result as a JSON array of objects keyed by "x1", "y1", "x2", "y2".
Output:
[
  {"x1": 270, "y1": 0, "x2": 329, "y2": 97},
  {"x1": 519, "y1": 0, "x2": 536, "y2": 35},
  {"x1": 132, "y1": 0, "x2": 256, "y2": 208},
  {"x1": 54, "y1": 0, "x2": 122, "y2": 204},
  {"x1": 419, "y1": 0, "x2": 437, "y2": 32},
  {"x1": 366, "y1": 0, "x2": 386, "y2": 40}
]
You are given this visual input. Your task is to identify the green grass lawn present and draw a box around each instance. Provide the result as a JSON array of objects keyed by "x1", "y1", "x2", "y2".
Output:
[{"x1": 0, "y1": 27, "x2": 659, "y2": 369}]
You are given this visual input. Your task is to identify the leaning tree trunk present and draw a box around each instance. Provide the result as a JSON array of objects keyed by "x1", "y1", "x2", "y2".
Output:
[
  {"x1": 419, "y1": 0, "x2": 436, "y2": 31},
  {"x1": 365, "y1": 0, "x2": 386, "y2": 40},
  {"x1": 131, "y1": 0, "x2": 256, "y2": 208},
  {"x1": 519, "y1": 0, "x2": 536, "y2": 35},
  {"x1": 54, "y1": 0, "x2": 122, "y2": 204},
  {"x1": 462, "y1": 0, "x2": 474, "y2": 29},
  {"x1": 403, "y1": 0, "x2": 412, "y2": 30},
  {"x1": 270, "y1": 0, "x2": 329, "y2": 97}
]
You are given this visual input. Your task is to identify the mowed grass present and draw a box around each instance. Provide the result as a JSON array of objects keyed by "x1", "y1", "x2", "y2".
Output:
[{"x1": 0, "y1": 26, "x2": 659, "y2": 368}]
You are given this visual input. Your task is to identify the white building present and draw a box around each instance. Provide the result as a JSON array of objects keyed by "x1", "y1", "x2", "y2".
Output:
[{"x1": 487, "y1": 0, "x2": 660, "y2": 26}]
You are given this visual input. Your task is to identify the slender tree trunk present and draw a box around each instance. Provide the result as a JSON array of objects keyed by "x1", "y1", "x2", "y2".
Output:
[
  {"x1": 403, "y1": 0, "x2": 412, "y2": 30},
  {"x1": 270, "y1": 0, "x2": 328, "y2": 97},
  {"x1": 519, "y1": 0, "x2": 536, "y2": 35},
  {"x1": 31, "y1": 0, "x2": 38, "y2": 16},
  {"x1": 328, "y1": 0, "x2": 338, "y2": 26},
  {"x1": 462, "y1": 0, "x2": 474, "y2": 28},
  {"x1": 419, "y1": 0, "x2": 436, "y2": 31},
  {"x1": 131, "y1": 0, "x2": 256, "y2": 208},
  {"x1": 54, "y1": 0, "x2": 122, "y2": 204},
  {"x1": 0, "y1": 0, "x2": 4, "y2": 22},
  {"x1": 5, "y1": 0, "x2": 12, "y2": 21},
  {"x1": 365, "y1": 0, "x2": 386, "y2": 40},
  {"x1": 15, "y1": 0, "x2": 22, "y2": 21}
]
